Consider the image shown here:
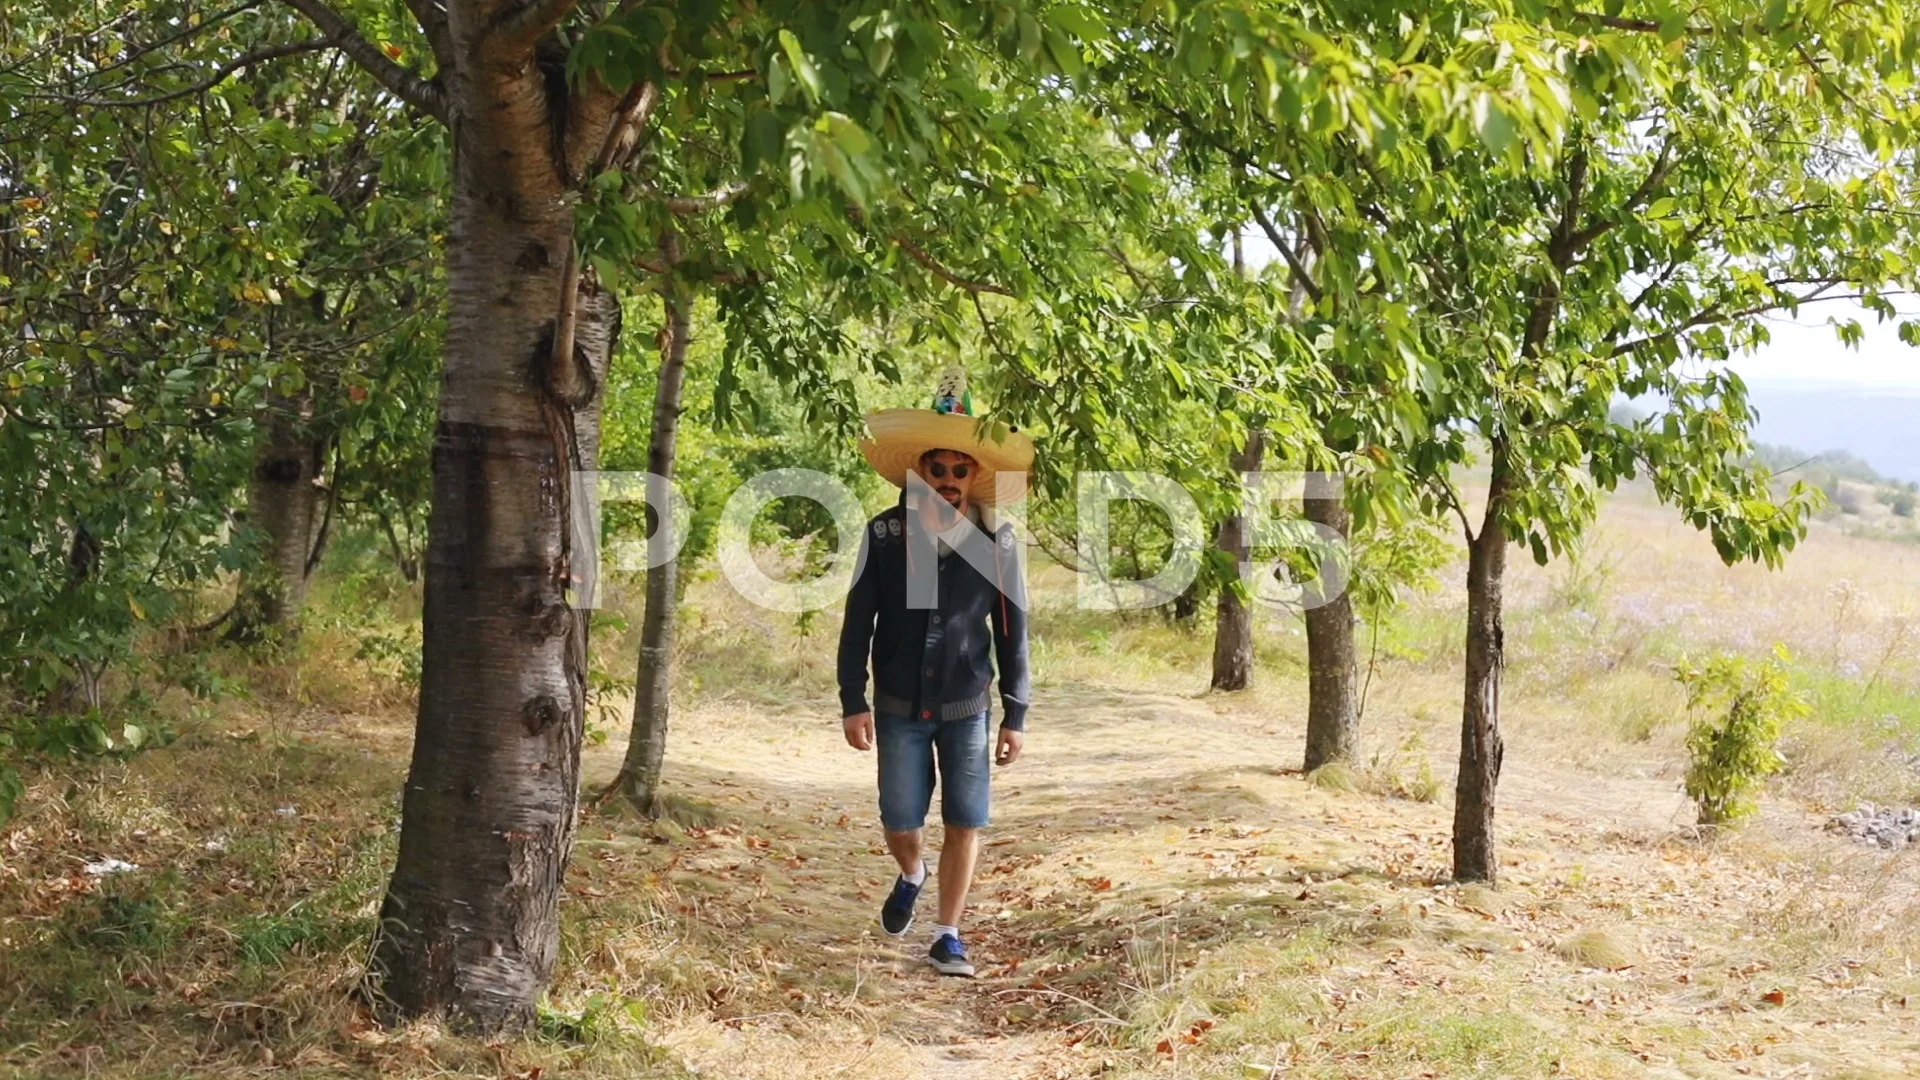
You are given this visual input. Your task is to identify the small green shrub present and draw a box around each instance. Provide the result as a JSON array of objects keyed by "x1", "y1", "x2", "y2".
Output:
[
  {"x1": 236, "y1": 910, "x2": 327, "y2": 966},
  {"x1": 0, "y1": 762, "x2": 20, "y2": 823},
  {"x1": 1361, "y1": 732, "x2": 1442, "y2": 803},
  {"x1": 0, "y1": 707, "x2": 175, "y2": 825},
  {"x1": 352, "y1": 625, "x2": 422, "y2": 687},
  {"x1": 535, "y1": 991, "x2": 648, "y2": 1045},
  {"x1": 1677, "y1": 647, "x2": 1807, "y2": 826},
  {"x1": 59, "y1": 885, "x2": 178, "y2": 953}
]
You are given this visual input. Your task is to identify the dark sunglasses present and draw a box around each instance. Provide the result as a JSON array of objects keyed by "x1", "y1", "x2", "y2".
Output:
[{"x1": 925, "y1": 461, "x2": 970, "y2": 480}]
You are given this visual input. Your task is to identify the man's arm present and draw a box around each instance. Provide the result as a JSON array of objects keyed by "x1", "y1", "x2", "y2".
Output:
[
  {"x1": 837, "y1": 526, "x2": 879, "y2": 720},
  {"x1": 989, "y1": 530, "x2": 1030, "y2": 732}
]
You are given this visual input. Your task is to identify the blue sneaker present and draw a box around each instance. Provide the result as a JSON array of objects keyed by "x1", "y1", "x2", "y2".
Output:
[
  {"x1": 929, "y1": 933, "x2": 974, "y2": 977},
  {"x1": 880, "y1": 868, "x2": 923, "y2": 936}
]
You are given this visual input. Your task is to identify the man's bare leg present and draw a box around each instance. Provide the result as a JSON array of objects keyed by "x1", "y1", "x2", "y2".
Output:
[
  {"x1": 886, "y1": 828, "x2": 925, "y2": 878},
  {"x1": 936, "y1": 825, "x2": 979, "y2": 927}
]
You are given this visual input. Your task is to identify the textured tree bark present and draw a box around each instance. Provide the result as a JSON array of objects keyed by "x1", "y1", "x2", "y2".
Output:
[
  {"x1": 45, "y1": 522, "x2": 106, "y2": 713},
  {"x1": 229, "y1": 398, "x2": 323, "y2": 638},
  {"x1": 370, "y1": 11, "x2": 619, "y2": 1030},
  {"x1": 610, "y1": 289, "x2": 691, "y2": 815},
  {"x1": 1210, "y1": 430, "x2": 1266, "y2": 691},
  {"x1": 1452, "y1": 446, "x2": 1511, "y2": 884},
  {"x1": 1302, "y1": 490, "x2": 1358, "y2": 771}
]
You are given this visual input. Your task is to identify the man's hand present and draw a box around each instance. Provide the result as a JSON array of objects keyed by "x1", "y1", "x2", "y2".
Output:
[
  {"x1": 843, "y1": 711, "x2": 874, "y2": 751},
  {"x1": 995, "y1": 727, "x2": 1024, "y2": 767}
]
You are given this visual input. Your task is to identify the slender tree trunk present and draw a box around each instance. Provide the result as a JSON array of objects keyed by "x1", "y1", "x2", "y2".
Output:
[
  {"x1": 379, "y1": 509, "x2": 420, "y2": 584},
  {"x1": 1210, "y1": 430, "x2": 1265, "y2": 690},
  {"x1": 1169, "y1": 578, "x2": 1200, "y2": 624},
  {"x1": 1302, "y1": 490, "x2": 1358, "y2": 771},
  {"x1": 1453, "y1": 445, "x2": 1511, "y2": 883},
  {"x1": 610, "y1": 288, "x2": 691, "y2": 814},
  {"x1": 371, "y1": 47, "x2": 618, "y2": 1028},
  {"x1": 45, "y1": 522, "x2": 105, "y2": 713},
  {"x1": 229, "y1": 397, "x2": 323, "y2": 638}
]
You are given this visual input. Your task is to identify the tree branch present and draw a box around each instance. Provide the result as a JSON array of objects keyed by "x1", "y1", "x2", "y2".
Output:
[
  {"x1": 280, "y1": 0, "x2": 447, "y2": 122},
  {"x1": 493, "y1": 0, "x2": 582, "y2": 48},
  {"x1": 1554, "y1": 9, "x2": 1710, "y2": 37},
  {"x1": 1568, "y1": 136, "x2": 1675, "y2": 250},
  {"x1": 632, "y1": 252, "x2": 757, "y2": 285},
  {"x1": 637, "y1": 178, "x2": 751, "y2": 214},
  {"x1": 1434, "y1": 474, "x2": 1478, "y2": 545},
  {"x1": 82, "y1": 0, "x2": 266, "y2": 79},
  {"x1": 1250, "y1": 202, "x2": 1323, "y2": 304},
  {"x1": 974, "y1": 293, "x2": 1035, "y2": 372},
  {"x1": 844, "y1": 203, "x2": 1012, "y2": 295},
  {"x1": 1521, "y1": 147, "x2": 1599, "y2": 356},
  {"x1": 306, "y1": 436, "x2": 343, "y2": 577},
  {"x1": 1609, "y1": 284, "x2": 1878, "y2": 358},
  {"x1": 41, "y1": 39, "x2": 328, "y2": 107},
  {"x1": 1624, "y1": 218, "x2": 1716, "y2": 312},
  {"x1": 551, "y1": 81, "x2": 660, "y2": 394},
  {"x1": 402, "y1": 0, "x2": 455, "y2": 70},
  {"x1": 897, "y1": 235, "x2": 1012, "y2": 295}
]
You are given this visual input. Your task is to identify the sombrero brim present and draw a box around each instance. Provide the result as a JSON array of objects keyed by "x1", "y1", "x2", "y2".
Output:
[{"x1": 860, "y1": 409, "x2": 1035, "y2": 506}]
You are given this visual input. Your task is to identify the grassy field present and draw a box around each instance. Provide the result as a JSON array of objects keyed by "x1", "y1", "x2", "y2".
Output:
[{"x1": 4, "y1": 484, "x2": 1920, "y2": 1079}]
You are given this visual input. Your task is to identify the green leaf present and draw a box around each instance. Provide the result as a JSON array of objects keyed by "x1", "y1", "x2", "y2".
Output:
[
  {"x1": 767, "y1": 54, "x2": 790, "y2": 105},
  {"x1": 868, "y1": 34, "x2": 894, "y2": 76},
  {"x1": 777, "y1": 30, "x2": 822, "y2": 105},
  {"x1": 743, "y1": 109, "x2": 784, "y2": 173},
  {"x1": 1047, "y1": 5, "x2": 1108, "y2": 41},
  {"x1": 1473, "y1": 95, "x2": 1514, "y2": 156},
  {"x1": 1045, "y1": 28, "x2": 1085, "y2": 79},
  {"x1": 823, "y1": 112, "x2": 871, "y2": 157}
]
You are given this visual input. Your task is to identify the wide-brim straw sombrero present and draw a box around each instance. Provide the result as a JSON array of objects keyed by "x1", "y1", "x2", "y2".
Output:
[{"x1": 859, "y1": 368, "x2": 1035, "y2": 506}]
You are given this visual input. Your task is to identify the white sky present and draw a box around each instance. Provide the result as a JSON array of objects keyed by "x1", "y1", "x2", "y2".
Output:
[{"x1": 1730, "y1": 299, "x2": 1920, "y2": 391}]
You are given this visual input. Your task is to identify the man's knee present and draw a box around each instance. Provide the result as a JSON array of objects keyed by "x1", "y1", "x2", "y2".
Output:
[{"x1": 943, "y1": 824, "x2": 979, "y2": 843}]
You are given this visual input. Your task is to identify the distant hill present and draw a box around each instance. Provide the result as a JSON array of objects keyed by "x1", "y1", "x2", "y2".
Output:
[
  {"x1": 1749, "y1": 445, "x2": 1900, "y2": 488},
  {"x1": 1611, "y1": 390, "x2": 1918, "y2": 534},
  {"x1": 1745, "y1": 383, "x2": 1920, "y2": 483}
]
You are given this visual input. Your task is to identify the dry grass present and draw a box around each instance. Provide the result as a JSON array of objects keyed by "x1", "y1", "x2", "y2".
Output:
[
  {"x1": 5, "y1": 488, "x2": 1920, "y2": 1079},
  {"x1": 1556, "y1": 927, "x2": 1642, "y2": 971}
]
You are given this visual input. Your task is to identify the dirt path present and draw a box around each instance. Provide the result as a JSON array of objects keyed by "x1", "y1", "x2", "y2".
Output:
[{"x1": 578, "y1": 679, "x2": 1814, "y2": 1080}]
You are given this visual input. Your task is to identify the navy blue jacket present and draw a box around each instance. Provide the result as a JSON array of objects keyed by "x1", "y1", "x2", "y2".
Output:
[{"x1": 837, "y1": 503, "x2": 1031, "y2": 730}]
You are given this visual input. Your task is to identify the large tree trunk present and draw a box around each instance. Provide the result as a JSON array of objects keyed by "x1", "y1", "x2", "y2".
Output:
[
  {"x1": 371, "y1": 37, "x2": 619, "y2": 1029},
  {"x1": 229, "y1": 397, "x2": 324, "y2": 638},
  {"x1": 1210, "y1": 430, "x2": 1265, "y2": 691},
  {"x1": 1452, "y1": 446, "x2": 1511, "y2": 884},
  {"x1": 609, "y1": 289, "x2": 691, "y2": 814},
  {"x1": 1302, "y1": 489, "x2": 1358, "y2": 771}
]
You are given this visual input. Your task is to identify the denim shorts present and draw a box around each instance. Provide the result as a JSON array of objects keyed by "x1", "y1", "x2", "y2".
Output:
[{"x1": 875, "y1": 709, "x2": 991, "y2": 831}]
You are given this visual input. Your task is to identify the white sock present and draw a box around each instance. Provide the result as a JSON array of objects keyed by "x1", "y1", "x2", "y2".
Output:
[
  {"x1": 931, "y1": 923, "x2": 960, "y2": 943},
  {"x1": 902, "y1": 861, "x2": 927, "y2": 886}
]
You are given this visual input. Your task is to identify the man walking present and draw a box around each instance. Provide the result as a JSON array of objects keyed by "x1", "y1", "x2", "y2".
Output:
[{"x1": 838, "y1": 369, "x2": 1032, "y2": 977}]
